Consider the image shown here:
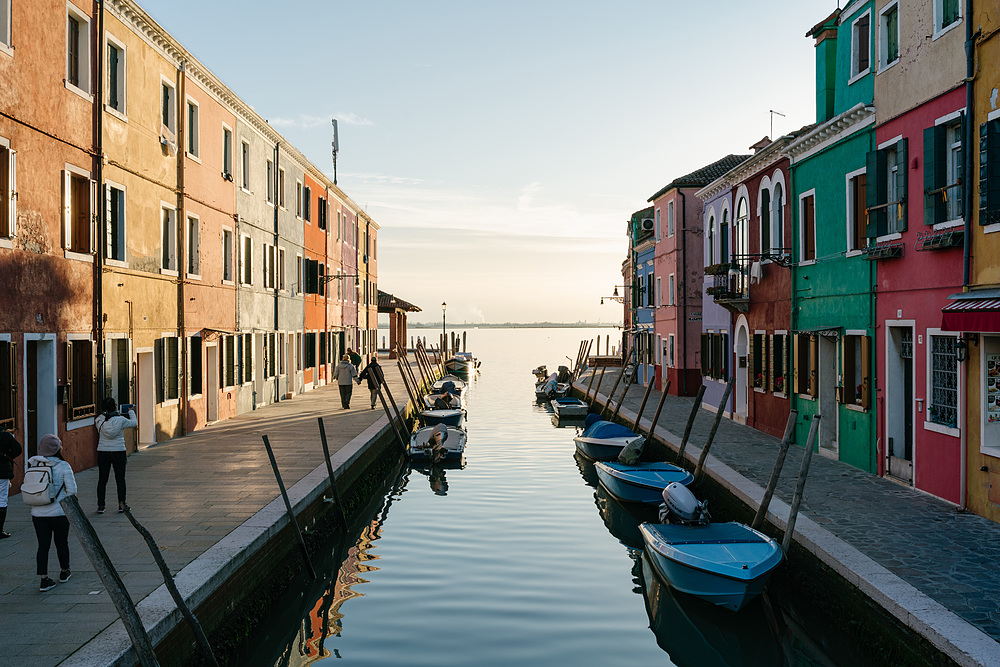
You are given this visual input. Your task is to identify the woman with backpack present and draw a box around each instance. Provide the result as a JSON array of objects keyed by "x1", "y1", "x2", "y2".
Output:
[
  {"x1": 27, "y1": 433, "x2": 77, "y2": 592},
  {"x1": 0, "y1": 429, "x2": 21, "y2": 538},
  {"x1": 95, "y1": 397, "x2": 137, "y2": 514}
]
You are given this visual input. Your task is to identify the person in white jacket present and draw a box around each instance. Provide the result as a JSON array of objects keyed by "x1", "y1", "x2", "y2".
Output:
[
  {"x1": 95, "y1": 397, "x2": 137, "y2": 514},
  {"x1": 29, "y1": 433, "x2": 77, "y2": 592},
  {"x1": 333, "y1": 355, "x2": 360, "y2": 409}
]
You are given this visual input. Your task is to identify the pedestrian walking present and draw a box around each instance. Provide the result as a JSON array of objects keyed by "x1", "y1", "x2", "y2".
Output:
[
  {"x1": 333, "y1": 354, "x2": 359, "y2": 409},
  {"x1": 95, "y1": 397, "x2": 137, "y2": 514},
  {"x1": 0, "y1": 429, "x2": 21, "y2": 538},
  {"x1": 346, "y1": 347, "x2": 363, "y2": 368},
  {"x1": 358, "y1": 355, "x2": 384, "y2": 410},
  {"x1": 28, "y1": 434, "x2": 77, "y2": 592}
]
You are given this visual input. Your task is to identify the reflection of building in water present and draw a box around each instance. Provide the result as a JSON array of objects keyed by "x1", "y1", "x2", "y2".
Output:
[{"x1": 282, "y1": 518, "x2": 385, "y2": 665}]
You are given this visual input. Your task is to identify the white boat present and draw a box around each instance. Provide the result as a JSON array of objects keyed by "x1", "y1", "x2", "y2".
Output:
[
  {"x1": 407, "y1": 425, "x2": 467, "y2": 462},
  {"x1": 551, "y1": 397, "x2": 588, "y2": 418},
  {"x1": 431, "y1": 375, "x2": 466, "y2": 395},
  {"x1": 423, "y1": 393, "x2": 462, "y2": 410}
]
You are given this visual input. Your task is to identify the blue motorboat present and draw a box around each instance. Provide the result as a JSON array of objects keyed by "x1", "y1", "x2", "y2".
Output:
[
  {"x1": 572, "y1": 419, "x2": 641, "y2": 461},
  {"x1": 407, "y1": 424, "x2": 467, "y2": 462},
  {"x1": 551, "y1": 397, "x2": 588, "y2": 419},
  {"x1": 594, "y1": 461, "x2": 694, "y2": 504},
  {"x1": 639, "y1": 521, "x2": 783, "y2": 612}
]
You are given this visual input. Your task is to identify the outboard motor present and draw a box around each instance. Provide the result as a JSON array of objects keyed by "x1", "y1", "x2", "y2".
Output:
[
  {"x1": 532, "y1": 365, "x2": 548, "y2": 382},
  {"x1": 658, "y1": 482, "x2": 710, "y2": 526},
  {"x1": 556, "y1": 365, "x2": 571, "y2": 383}
]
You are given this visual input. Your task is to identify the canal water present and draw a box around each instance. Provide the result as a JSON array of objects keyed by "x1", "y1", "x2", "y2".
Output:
[{"x1": 237, "y1": 327, "x2": 857, "y2": 666}]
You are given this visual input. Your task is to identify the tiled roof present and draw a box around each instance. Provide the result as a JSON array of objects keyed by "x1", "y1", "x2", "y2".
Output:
[
  {"x1": 378, "y1": 290, "x2": 422, "y2": 312},
  {"x1": 647, "y1": 154, "x2": 752, "y2": 202}
]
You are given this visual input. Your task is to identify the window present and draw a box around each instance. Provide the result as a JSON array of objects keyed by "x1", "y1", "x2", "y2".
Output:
[
  {"x1": 771, "y1": 334, "x2": 788, "y2": 394},
  {"x1": 186, "y1": 99, "x2": 199, "y2": 157},
  {"x1": 655, "y1": 208, "x2": 661, "y2": 239},
  {"x1": 841, "y1": 334, "x2": 871, "y2": 409},
  {"x1": 278, "y1": 247, "x2": 286, "y2": 290},
  {"x1": 161, "y1": 207, "x2": 177, "y2": 272},
  {"x1": 240, "y1": 333, "x2": 253, "y2": 384},
  {"x1": 318, "y1": 197, "x2": 327, "y2": 230},
  {"x1": 851, "y1": 11, "x2": 871, "y2": 79},
  {"x1": 267, "y1": 333, "x2": 277, "y2": 378},
  {"x1": 295, "y1": 181, "x2": 303, "y2": 218},
  {"x1": 66, "y1": 8, "x2": 91, "y2": 95},
  {"x1": 929, "y1": 335, "x2": 958, "y2": 427},
  {"x1": 794, "y1": 334, "x2": 817, "y2": 397},
  {"x1": 161, "y1": 80, "x2": 176, "y2": 135},
  {"x1": 278, "y1": 168, "x2": 285, "y2": 208},
  {"x1": 667, "y1": 201, "x2": 675, "y2": 237},
  {"x1": 106, "y1": 37, "x2": 126, "y2": 114},
  {"x1": 0, "y1": 340, "x2": 14, "y2": 430},
  {"x1": 296, "y1": 332, "x2": 302, "y2": 371},
  {"x1": 222, "y1": 228, "x2": 234, "y2": 282},
  {"x1": 263, "y1": 243, "x2": 276, "y2": 289},
  {"x1": 304, "y1": 332, "x2": 316, "y2": 368},
  {"x1": 0, "y1": 0, "x2": 10, "y2": 52},
  {"x1": 751, "y1": 333, "x2": 767, "y2": 389},
  {"x1": 222, "y1": 126, "x2": 233, "y2": 180},
  {"x1": 924, "y1": 115, "x2": 965, "y2": 225},
  {"x1": 713, "y1": 332, "x2": 730, "y2": 381},
  {"x1": 106, "y1": 183, "x2": 125, "y2": 262},
  {"x1": 773, "y1": 183, "x2": 784, "y2": 253},
  {"x1": 706, "y1": 215, "x2": 715, "y2": 265},
  {"x1": 66, "y1": 339, "x2": 96, "y2": 419},
  {"x1": 189, "y1": 335, "x2": 202, "y2": 396},
  {"x1": 303, "y1": 185, "x2": 311, "y2": 222},
  {"x1": 319, "y1": 332, "x2": 327, "y2": 366},
  {"x1": 223, "y1": 335, "x2": 236, "y2": 388},
  {"x1": 980, "y1": 118, "x2": 1000, "y2": 227},
  {"x1": 154, "y1": 336, "x2": 179, "y2": 403},
  {"x1": 240, "y1": 140, "x2": 250, "y2": 190},
  {"x1": 266, "y1": 159, "x2": 274, "y2": 204},
  {"x1": 668, "y1": 334, "x2": 675, "y2": 367},
  {"x1": 63, "y1": 168, "x2": 94, "y2": 255},
  {"x1": 879, "y1": 3, "x2": 899, "y2": 69},
  {"x1": 296, "y1": 255, "x2": 303, "y2": 295},
  {"x1": 668, "y1": 274, "x2": 675, "y2": 306},
  {"x1": 720, "y1": 209, "x2": 729, "y2": 262},
  {"x1": 187, "y1": 215, "x2": 200, "y2": 276},
  {"x1": 867, "y1": 140, "x2": 907, "y2": 236},
  {"x1": 800, "y1": 193, "x2": 816, "y2": 262},
  {"x1": 1, "y1": 141, "x2": 17, "y2": 239},
  {"x1": 735, "y1": 196, "x2": 749, "y2": 262},
  {"x1": 656, "y1": 277, "x2": 662, "y2": 307},
  {"x1": 240, "y1": 234, "x2": 252, "y2": 285},
  {"x1": 845, "y1": 170, "x2": 868, "y2": 252},
  {"x1": 935, "y1": 0, "x2": 961, "y2": 35}
]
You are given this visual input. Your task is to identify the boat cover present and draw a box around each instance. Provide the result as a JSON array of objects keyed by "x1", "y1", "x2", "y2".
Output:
[
  {"x1": 647, "y1": 522, "x2": 767, "y2": 546},
  {"x1": 582, "y1": 420, "x2": 637, "y2": 439}
]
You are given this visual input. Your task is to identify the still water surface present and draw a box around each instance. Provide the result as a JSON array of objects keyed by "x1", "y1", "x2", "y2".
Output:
[{"x1": 239, "y1": 328, "x2": 837, "y2": 666}]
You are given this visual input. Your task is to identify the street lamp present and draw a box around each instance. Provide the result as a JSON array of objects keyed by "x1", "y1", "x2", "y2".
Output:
[
  {"x1": 442, "y1": 302, "x2": 447, "y2": 357},
  {"x1": 600, "y1": 286, "x2": 625, "y2": 305}
]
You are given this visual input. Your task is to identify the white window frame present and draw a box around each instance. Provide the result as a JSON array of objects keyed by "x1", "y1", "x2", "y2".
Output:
[
  {"x1": 0, "y1": 135, "x2": 16, "y2": 248},
  {"x1": 240, "y1": 139, "x2": 250, "y2": 192},
  {"x1": 878, "y1": 1, "x2": 900, "y2": 73},
  {"x1": 278, "y1": 246, "x2": 286, "y2": 291},
  {"x1": 160, "y1": 203, "x2": 177, "y2": 275},
  {"x1": 932, "y1": 0, "x2": 962, "y2": 40},
  {"x1": 925, "y1": 328, "x2": 961, "y2": 438},
  {"x1": 667, "y1": 200, "x2": 675, "y2": 237},
  {"x1": 668, "y1": 273, "x2": 675, "y2": 306},
  {"x1": 295, "y1": 254, "x2": 303, "y2": 297},
  {"x1": 0, "y1": 0, "x2": 12, "y2": 56},
  {"x1": 849, "y1": 9, "x2": 872, "y2": 84},
  {"x1": 654, "y1": 208, "x2": 661, "y2": 240},
  {"x1": 295, "y1": 180, "x2": 303, "y2": 218},
  {"x1": 278, "y1": 167, "x2": 286, "y2": 208},
  {"x1": 656, "y1": 276, "x2": 662, "y2": 308},
  {"x1": 105, "y1": 32, "x2": 127, "y2": 118},
  {"x1": 979, "y1": 335, "x2": 1000, "y2": 459},
  {"x1": 104, "y1": 178, "x2": 127, "y2": 267},
  {"x1": 63, "y1": 163, "x2": 95, "y2": 262},
  {"x1": 185, "y1": 96, "x2": 200, "y2": 160},
  {"x1": 222, "y1": 226, "x2": 234, "y2": 285},
  {"x1": 935, "y1": 110, "x2": 966, "y2": 228},
  {"x1": 656, "y1": 334, "x2": 662, "y2": 365},
  {"x1": 221, "y1": 124, "x2": 233, "y2": 181},
  {"x1": 159, "y1": 332, "x2": 180, "y2": 406},
  {"x1": 159, "y1": 75, "x2": 176, "y2": 135},
  {"x1": 845, "y1": 166, "x2": 868, "y2": 256},
  {"x1": 65, "y1": 332, "x2": 96, "y2": 429},
  {"x1": 668, "y1": 334, "x2": 675, "y2": 368},
  {"x1": 65, "y1": 3, "x2": 92, "y2": 99},
  {"x1": 186, "y1": 213, "x2": 200, "y2": 278},
  {"x1": 266, "y1": 159, "x2": 274, "y2": 205}
]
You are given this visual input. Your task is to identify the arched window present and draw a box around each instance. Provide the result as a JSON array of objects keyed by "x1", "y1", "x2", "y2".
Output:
[
  {"x1": 760, "y1": 190, "x2": 771, "y2": 254},
  {"x1": 736, "y1": 197, "x2": 749, "y2": 261},
  {"x1": 721, "y1": 209, "x2": 730, "y2": 263},
  {"x1": 707, "y1": 215, "x2": 715, "y2": 265},
  {"x1": 774, "y1": 183, "x2": 784, "y2": 253}
]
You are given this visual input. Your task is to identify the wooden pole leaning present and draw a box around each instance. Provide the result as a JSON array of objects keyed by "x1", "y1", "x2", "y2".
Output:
[
  {"x1": 609, "y1": 370, "x2": 636, "y2": 423},
  {"x1": 123, "y1": 507, "x2": 219, "y2": 666},
  {"x1": 632, "y1": 375, "x2": 656, "y2": 433},
  {"x1": 675, "y1": 385, "x2": 707, "y2": 465},
  {"x1": 643, "y1": 380, "x2": 671, "y2": 441},
  {"x1": 782, "y1": 414, "x2": 821, "y2": 554},
  {"x1": 752, "y1": 410, "x2": 799, "y2": 531},
  {"x1": 396, "y1": 344, "x2": 423, "y2": 401},
  {"x1": 395, "y1": 356, "x2": 418, "y2": 410},
  {"x1": 585, "y1": 360, "x2": 600, "y2": 401},
  {"x1": 372, "y1": 363, "x2": 408, "y2": 451},
  {"x1": 590, "y1": 366, "x2": 606, "y2": 409},
  {"x1": 600, "y1": 367, "x2": 626, "y2": 420},
  {"x1": 693, "y1": 378, "x2": 735, "y2": 486},
  {"x1": 261, "y1": 435, "x2": 317, "y2": 580},
  {"x1": 317, "y1": 417, "x2": 349, "y2": 529},
  {"x1": 60, "y1": 495, "x2": 161, "y2": 667}
]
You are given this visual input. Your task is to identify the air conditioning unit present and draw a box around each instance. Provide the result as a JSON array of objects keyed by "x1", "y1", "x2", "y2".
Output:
[{"x1": 640, "y1": 218, "x2": 655, "y2": 232}]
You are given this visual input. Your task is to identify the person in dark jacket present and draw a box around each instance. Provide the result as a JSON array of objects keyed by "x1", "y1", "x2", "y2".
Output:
[
  {"x1": 358, "y1": 356, "x2": 383, "y2": 410},
  {"x1": 346, "y1": 348, "x2": 363, "y2": 368},
  {"x1": 0, "y1": 430, "x2": 21, "y2": 538}
]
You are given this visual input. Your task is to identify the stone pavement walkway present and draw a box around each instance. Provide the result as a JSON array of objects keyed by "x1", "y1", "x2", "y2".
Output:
[
  {"x1": 0, "y1": 363, "x2": 415, "y2": 667},
  {"x1": 579, "y1": 370, "x2": 1000, "y2": 666}
]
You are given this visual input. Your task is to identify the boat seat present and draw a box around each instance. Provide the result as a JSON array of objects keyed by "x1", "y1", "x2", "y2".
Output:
[{"x1": 652, "y1": 522, "x2": 766, "y2": 546}]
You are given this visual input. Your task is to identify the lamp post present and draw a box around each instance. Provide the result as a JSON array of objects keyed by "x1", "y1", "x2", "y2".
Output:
[{"x1": 442, "y1": 302, "x2": 447, "y2": 358}]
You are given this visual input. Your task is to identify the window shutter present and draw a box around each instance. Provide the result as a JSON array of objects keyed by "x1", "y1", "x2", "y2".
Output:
[
  {"x1": 105, "y1": 185, "x2": 113, "y2": 259},
  {"x1": 840, "y1": 337, "x2": 852, "y2": 405},
  {"x1": 8, "y1": 149, "x2": 15, "y2": 237},
  {"x1": 319, "y1": 263, "x2": 325, "y2": 297},
  {"x1": 701, "y1": 334, "x2": 709, "y2": 376},
  {"x1": 89, "y1": 179, "x2": 97, "y2": 253},
  {"x1": 65, "y1": 341, "x2": 75, "y2": 413},
  {"x1": 792, "y1": 335, "x2": 800, "y2": 394},
  {"x1": 748, "y1": 334, "x2": 756, "y2": 389},
  {"x1": 4, "y1": 342, "x2": 15, "y2": 428},
  {"x1": 865, "y1": 150, "x2": 887, "y2": 237},
  {"x1": 861, "y1": 335, "x2": 871, "y2": 409},
  {"x1": 154, "y1": 338, "x2": 164, "y2": 403},
  {"x1": 894, "y1": 138, "x2": 907, "y2": 233},
  {"x1": 924, "y1": 125, "x2": 945, "y2": 225},
  {"x1": 767, "y1": 334, "x2": 774, "y2": 392},
  {"x1": 957, "y1": 114, "x2": 966, "y2": 219},
  {"x1": 981, "y1": 120, "x2": 1000, "y2": 226},
  {"x1": 63, "y1": 170, "x2": 72, "y2": 248}
]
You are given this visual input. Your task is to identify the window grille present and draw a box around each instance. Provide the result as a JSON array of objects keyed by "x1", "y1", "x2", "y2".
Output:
[{"x1": 930, "y1": 336, "x2": 957, "y2": 427}]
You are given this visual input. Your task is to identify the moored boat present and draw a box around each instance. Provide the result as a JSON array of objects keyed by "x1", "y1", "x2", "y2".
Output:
[
  {"x1": 407, "y1": 424, "x2": 467, "y2": 462},
  {"x1": 551, "y1": 397, "x2": 588, "y2": 418},
  {"x1": 573, "y1": 420, "x2": 642, "y2": 461},
  {"x1": 420, "y1": 407, "x2": 465, "y2": 427},
  {"x1": 594, "y1": 461, "x2": 694, "y2": 504},
  {"x1": 431, "y1": 375, "x2": 466, "y2": 395},
  {"x1": 422, "y1": 392, "x2": 463, "y2": 410}
]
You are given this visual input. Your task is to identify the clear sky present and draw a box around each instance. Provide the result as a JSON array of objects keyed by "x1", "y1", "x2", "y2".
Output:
[{"x1": 139, "y1": 0, "x2": 838, "y2": 325}]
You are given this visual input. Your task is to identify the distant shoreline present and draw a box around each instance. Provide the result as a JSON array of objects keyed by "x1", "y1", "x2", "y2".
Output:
[{"x1": 379, "y1": 322, "x2": 622, "y2": 329}]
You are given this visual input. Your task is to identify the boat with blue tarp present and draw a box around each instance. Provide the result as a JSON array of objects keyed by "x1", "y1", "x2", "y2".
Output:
[{"x1": 595, "y1": 461, "x2": 694, "y2": 504}]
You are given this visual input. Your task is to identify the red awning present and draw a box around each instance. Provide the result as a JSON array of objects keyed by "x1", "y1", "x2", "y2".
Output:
[{"x1": 941, "y1": 298, "x2": 1000, "y2": 332}]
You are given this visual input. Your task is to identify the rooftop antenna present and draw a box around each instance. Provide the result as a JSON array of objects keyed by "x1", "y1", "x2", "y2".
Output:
[
  {"x1": 769, "y1": 109, "x2": 785, "y2": 140},
  {"x1": 331, "y1": 118, "x2": 339, "y2": 185}
]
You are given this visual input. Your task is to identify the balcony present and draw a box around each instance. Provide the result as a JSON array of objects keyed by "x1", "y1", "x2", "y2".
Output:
[{"x1": 707, "y1": 263, "x2": 749, "y2": 313}]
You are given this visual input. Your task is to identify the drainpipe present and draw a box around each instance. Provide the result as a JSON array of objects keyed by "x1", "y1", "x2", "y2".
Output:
[
  {"x1": 960, "y1": 0, "x2": 975, "y2": 510},
  {"x1": 95, "y1": 1, "x2": 106, "y2": 402},
  {"x1": 177, "y1": 62, "x2": 187, "y2": 435},
  {"x1": 679, "y1": 190, "x2": 688, "y2": 395}
]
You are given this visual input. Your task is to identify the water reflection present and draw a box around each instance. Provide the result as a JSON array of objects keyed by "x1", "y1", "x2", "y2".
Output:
[
  {"x1": 573, "y1": 450, "x2": 600, "y2": 488},
  {"x1": 594, "y1": 484, "x2": 657, "y2": 551},
  {"x1": 412, "y1": 459, "x2": 464, "y2": 496}
]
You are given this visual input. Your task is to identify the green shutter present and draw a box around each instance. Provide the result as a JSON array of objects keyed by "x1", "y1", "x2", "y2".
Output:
[
  {"x1": 894, "y1": 138, "x2": 908, "y2": 233},
  {"x1": 981, "y1": 120, "x2": 1000, "y2": 226},
  {"x1": 866, "y1": 149, "x2": 887, "y2": 237},
  {"x1": 924, "y1": 125, "x2": 946, "y2": 225},
  {"x1": 957, "y1": 114, "x2": 966, "y2": 219},
  {"x1": 154, "y1": 339, "x2": 164, "y2": 403}
]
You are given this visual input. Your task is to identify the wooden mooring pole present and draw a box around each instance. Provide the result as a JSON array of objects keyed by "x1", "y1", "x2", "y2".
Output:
[
  {"x1": 631, "y1": 375, "x2": 656, "y2": 433},
  {"x1": 261, "y1": 435, "x2": 317, "y2": 580},
  {"x1": 60, "y1": 495, "x2": 160, "y2": 667},
  {"x1": 609, "y1": 369, "x2": 636, "y2": 423},
  {"x1": 782, "y1": 414, "x2": 821, "y2": 554},
  {"x1": 317, "y1": 417, "x2": 349, "y2": 529},
  {"x1": 693, "y1": 379, "x2": 735, "y2": 485},
  {"x1": 752, "y1": 410, "x2": 799, "y2": 531},
  {"x1": 600, "y1": 367, "x2": 626, "y2": 419},
  {"x1": 372, "y1": 363, "x2": 409, "y2": 452},
  {"x1": 675, "y1": 385, "x2": 706, "y2": 465}
]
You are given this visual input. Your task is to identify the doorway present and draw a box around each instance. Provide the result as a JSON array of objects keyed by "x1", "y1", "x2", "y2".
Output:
[
  {"x1": 735, "y1": 322, "x2": 749, "y2": 420},
  {"x1": 885, "y1": 326, "x2": 914, "y2": 483},
  {"x1": 24, "y1": 335, "x2": 57, "y2": 459},
  {"x1": 206, "y1": 343, "x2": 219, "y2": 422},
  {"x1": 136, "y1": 350, "x2": 155, "y2": 445},
  {"x1": 818, "y1": 336, "x2": 839, "y2": 453}
]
